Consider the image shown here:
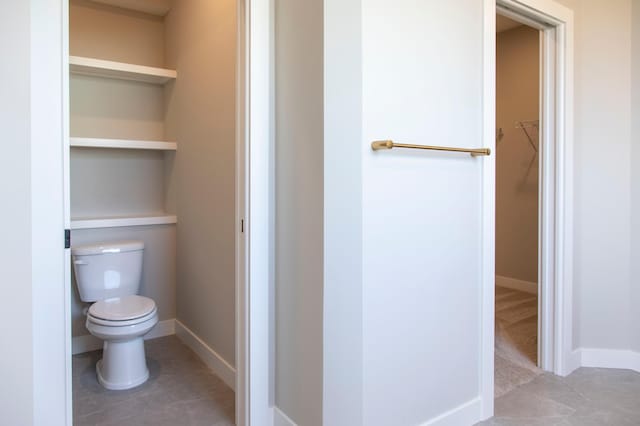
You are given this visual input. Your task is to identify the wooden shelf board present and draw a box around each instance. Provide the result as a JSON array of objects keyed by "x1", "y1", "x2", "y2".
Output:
[
  {"x1": 69, "y1": 56, "x2": 177, "y2": 85},
  {"x1": 70, "y1": 137, "x2": 177, "y2": 151},
  {"x1": 71, "y1": 214, "x2": 177, "y2": 230}
]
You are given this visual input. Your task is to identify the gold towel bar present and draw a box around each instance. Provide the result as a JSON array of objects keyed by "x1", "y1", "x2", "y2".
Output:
[{"x1": 371, "y1": 140, "x2": 491, "y2": 157}]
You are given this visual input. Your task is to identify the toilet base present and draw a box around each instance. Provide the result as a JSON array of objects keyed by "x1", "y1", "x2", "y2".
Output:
[{"x1": 96, "y1": 336, "x2": 150, "y2": 390}]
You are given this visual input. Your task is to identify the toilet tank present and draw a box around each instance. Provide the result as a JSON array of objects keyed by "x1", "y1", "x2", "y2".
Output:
[{"x1": 71, "y1": 241, "x2": 144, "y2": 302}]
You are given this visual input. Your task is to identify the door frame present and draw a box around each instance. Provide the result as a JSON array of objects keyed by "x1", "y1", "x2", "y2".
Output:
[
  {"x1": 481, "y1": 0, "x2": 574, "y2": 418},
  {"x1": 43, "y1": 0, "x2": 273, "y2": 424},
  {"x1": 236, "y1": 0, "x2": 275, "y2": 425}
]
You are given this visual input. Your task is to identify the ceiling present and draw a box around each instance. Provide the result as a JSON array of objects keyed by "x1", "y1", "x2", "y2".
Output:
[
  {"x1": 496, "y1": 14, "x2": 523, "y2": 33},
  {"x1": 89, "y1": 0, "x2": 172, "y2": 16}
]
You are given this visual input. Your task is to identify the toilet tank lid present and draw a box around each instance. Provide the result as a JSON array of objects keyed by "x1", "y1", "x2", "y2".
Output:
[{"x1": 71, "y1": 240, "x2": 144, "y2": 256}]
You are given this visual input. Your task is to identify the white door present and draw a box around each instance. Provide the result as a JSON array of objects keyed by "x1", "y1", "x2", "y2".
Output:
[{"x1": 361, "y1": 1, "x2": 492, "y2": 424}]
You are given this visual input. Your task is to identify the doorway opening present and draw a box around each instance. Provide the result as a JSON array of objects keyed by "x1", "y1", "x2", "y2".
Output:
[
  {"x1": 482, "y1": 0, "x2": 575, "y2": 417},
  {"x1": 494, "y1": 13, "x2": 542, "y2": 398},
  {"x1": 66, "y1": 1, "x2": 241, "y2": 424}
]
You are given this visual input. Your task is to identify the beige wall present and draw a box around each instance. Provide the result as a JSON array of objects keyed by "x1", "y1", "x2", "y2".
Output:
[
  {"x1": 68, "y1": 1, "x2": 177, "y2": 337},
  {"x1": 165, "y1": 0, "x2": 237, "y2": 367},
  {"x1": 275, "y1": 0, "x2": 324, "y2": 424},
  {"x1": 632, "y1": 0, "x2": 640, "y2": 353},
  {"x1": 495, "y1": 25, "x2": 540, "y2": 284},
  {"x1": 70, "y1": 0, "x2": 165, "y2": 67}
]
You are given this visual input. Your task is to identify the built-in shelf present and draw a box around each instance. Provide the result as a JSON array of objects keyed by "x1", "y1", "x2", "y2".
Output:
[
  {"x1": 71, "y1": 214, "x2": 177, "y2": 230},
  {"x1": 70, "y1": 137, "x2": 177, "y2": 151},
  {"x1": 69, "y1": 56, "x2": 177, "y2": 85}
]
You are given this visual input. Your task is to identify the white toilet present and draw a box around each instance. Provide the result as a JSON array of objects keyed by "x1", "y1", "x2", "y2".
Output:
[{"x1": 72, "y1": 240, "x2": 158, "y2": 390}]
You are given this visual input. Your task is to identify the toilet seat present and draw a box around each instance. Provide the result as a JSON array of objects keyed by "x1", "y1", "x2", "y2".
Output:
[{"x1": 88, "y1": 295, "x2": 157, "y2": 326}]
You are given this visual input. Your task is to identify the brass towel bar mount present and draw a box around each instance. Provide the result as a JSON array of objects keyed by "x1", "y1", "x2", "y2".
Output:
[{"x1": 371, "y1": 140, "x2": 491, "y2": 157}]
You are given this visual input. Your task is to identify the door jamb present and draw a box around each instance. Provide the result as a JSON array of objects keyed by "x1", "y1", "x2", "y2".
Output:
[
  {"x1": 236, "y1": 0, "x2": 275, "y2": 425},
  {"x1": 481, "y1": 0, "x2": 575, "y2": 419},
  {"x1": 55, "y1": 0, "x2": 275, "y2": 425}
]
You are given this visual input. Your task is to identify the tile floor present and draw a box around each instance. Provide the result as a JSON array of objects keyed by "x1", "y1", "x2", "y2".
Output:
[
  {"x1": 73, "y1": 335, "x2": 234, "y2": 426},
  {"x1": 479, "y1": 367, "x2": 640, "y2": 425},
  {"x1": 72, "y1": 327, "x2": 640, "y2": 426}
]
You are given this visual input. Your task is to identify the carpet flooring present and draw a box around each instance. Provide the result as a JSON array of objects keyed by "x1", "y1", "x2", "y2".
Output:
[{"x1": 495, "y1": 286, "x2": 542, "y2": 398}]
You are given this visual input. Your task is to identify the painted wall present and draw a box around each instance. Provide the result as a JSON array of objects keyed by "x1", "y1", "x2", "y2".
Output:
[
  {"x1": 323, "y1": 0, "x2": 364, "y2": 424},
  {"x1": 165, "y1": 0, "x2": 237, "y2": 367},
  {"x1": 1, "y1": 2, "x2": 34, "y2": 423},
  {"x1": 68, "y1": 1, "x2": 176, "y2": 338},
  {"x1": 632, "y1": 0, "x2": 640, "y2": 354},
  {"x1": 70, "y1": 0, "x2": 165, "y2": 67},
  {"x1": 555, "y1": 0, "x2": 633, "y2": 352},
  {"x1": 1, "y1": 0, "x2": 67, "y2": 424},
  {"x1": 496, "y1": 26, "x2": 539, "y2": 285},
  {"x1": 274, "y1": 0, "x2": 324, "y2": 425},
  {"x1": 360, "y1": 0, "x2": 484, "y2": 423}
]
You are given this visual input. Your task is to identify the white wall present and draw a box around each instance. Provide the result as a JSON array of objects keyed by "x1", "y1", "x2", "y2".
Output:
[
  {"x1": 275, "y1": 0, "x2": 324, "y2": 425},
  {"x1": 0, "y1": 2, "x2": 34, "y2": 424},
  {"x1": 1, "y1": 0, "x2": 67, "y2": 424},
  {"x1": 323, "y1": 0, "x2": 364, "y2": 425},
  {"x1": 555, "y1": 0, "x2": 633, "y2": 353},
  {"x1": 360, "y1": 0, "x2": 484, "y2": 423}
]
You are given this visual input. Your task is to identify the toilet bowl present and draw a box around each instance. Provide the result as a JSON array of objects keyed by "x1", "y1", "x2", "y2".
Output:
[
  {"x1": 85, "y1": 295, "x2": 158, "y2": 390},
  {"x1": 71, "y1": 241, "x2": 158, "y2": 390}
]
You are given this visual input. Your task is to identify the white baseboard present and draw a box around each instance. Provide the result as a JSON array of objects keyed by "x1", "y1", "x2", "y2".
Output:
[
  {"x1": 421, "y1": 397, "x2": 482, "y2": 426},
  {"x1": 72, "y1": 318, "x2": 176, "y2": 355},
  {"x1": 274, "y1": 406, "x2": 297, "y2": 426},
  {"x1": 174, "y1": 319, "x2": 236, "y2": 391},
  {"x1": 576, "y1": 348, "x2": 640, "y2": 373},
  {"x1": 495, "y1": 275, "x2": 537, "y2": 295},
  {"x1": 563, "y1": 349, "x2": 582, "y2": 376}
]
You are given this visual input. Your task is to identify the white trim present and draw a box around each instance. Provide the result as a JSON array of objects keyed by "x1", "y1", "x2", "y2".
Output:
[
  {"x1": 235, "y1": 0, "x2": 248, "y2": 421},
  {"x1": 421, "y1": 398, "x2": 482, "y2": 426},
  {"x1": 498, "y1": 0, "x2": 575, "y2": 377},
  {"x1": 480, "y1": 2, "x2": 497, "y2": 420},
  {"x1": 236, "y1": 0, "x2": 276, "y2": 425},
  {"x1": 175, "y1": 320, "x2": 237, "y2": 391},
  {"x1": 273, "y1": 407, "x2": 297, "y2": 426},
  {"x1": 72, "y1": 319, "x2": 176, "y2": 355},
  {"x1": 31, "y1": 0, "x2": 69, "y2": 424},
  {"x1": 576, "y1": 349, "x2": 640, "y2": 373},
  {"x1": 495, "y1": 275, "x2": 538, "y2": 294},
  {"x1": 62, "y1": 0, "x2": 72, "y2": 423}
]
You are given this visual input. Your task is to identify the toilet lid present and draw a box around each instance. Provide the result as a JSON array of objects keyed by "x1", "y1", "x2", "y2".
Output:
[{"x1": 89, "y1": 295, "x2": 156, "y2": 321}]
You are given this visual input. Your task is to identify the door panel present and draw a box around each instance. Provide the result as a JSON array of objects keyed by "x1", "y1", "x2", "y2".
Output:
[{"x1": 361, "y1": 1, "x2": 486, "y2": 424}]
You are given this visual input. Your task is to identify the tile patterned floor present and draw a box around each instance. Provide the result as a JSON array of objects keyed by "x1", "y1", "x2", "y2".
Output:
[
  {"x1": 73, "y1": 335, "x2": 234, "y2": 426},
  {"x1": 478, "y1": 368, "x2": 640, "y2": 425}
]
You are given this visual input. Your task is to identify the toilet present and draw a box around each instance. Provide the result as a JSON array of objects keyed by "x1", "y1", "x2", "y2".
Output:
[{"x1": 71, "y1": 240, "x2": 158, "y2": 390}]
